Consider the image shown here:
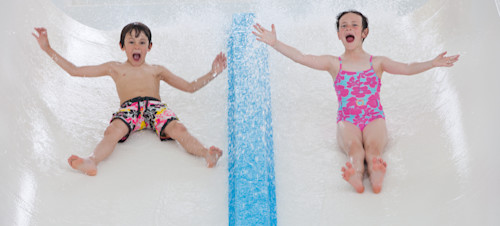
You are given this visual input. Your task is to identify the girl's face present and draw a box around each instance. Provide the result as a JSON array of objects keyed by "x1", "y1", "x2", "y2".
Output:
[
  {"x1": 337, "y1": 13, "x2": 368, "y2": 50},
  {"x1": 121, "y1": 30, "x2": 152, "y2": 66}
]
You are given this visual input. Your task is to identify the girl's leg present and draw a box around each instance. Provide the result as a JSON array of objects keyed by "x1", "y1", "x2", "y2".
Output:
[
  {"x1": 337, "y1": 121, "x2": 365, "y2": 193},
  {"x1": 362, "y1": 118, "x2": 388, "y2": 193},
  {"x1": 163, "y1": 120, "x2": 222, "y2": 167},
  {"x1": 68, "y1": 120, "x2": 129, "y2": 176}
]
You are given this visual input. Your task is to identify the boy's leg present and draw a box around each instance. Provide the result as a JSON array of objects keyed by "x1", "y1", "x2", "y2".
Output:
[
  {"x1": 162, "y1": 120, "x2": 222, "y2": 167},
  {"x1": 68, "y1": 119, "x2": 129, "y2": 176},
  {"x1": 362, "y1": 118, "x2": 388, "y2": 193},
  {"x1": 337, "y1": 121, "x2": 365, "y2": 193}
]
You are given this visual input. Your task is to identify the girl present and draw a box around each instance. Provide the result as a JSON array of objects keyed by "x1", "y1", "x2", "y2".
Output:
[{"x1": 252, "y1": 10, "x2": 459, "y2": 193}]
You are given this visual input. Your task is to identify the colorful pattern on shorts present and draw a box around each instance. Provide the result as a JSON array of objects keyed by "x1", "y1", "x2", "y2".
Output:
[
  {"x1": 334, "y1": 56, "x2": 385, "y2": 131},
  {"x1": 111, "y1": 97, "x2": 178, "y2": 142}
]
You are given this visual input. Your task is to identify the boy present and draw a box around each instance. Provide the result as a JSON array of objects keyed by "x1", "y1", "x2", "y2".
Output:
[{"x1": 32, "y1": 22, "x2": 226, "y2": 176}]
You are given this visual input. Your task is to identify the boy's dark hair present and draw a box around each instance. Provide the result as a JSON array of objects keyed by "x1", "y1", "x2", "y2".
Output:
[
  {"x1": 336, "y1": 10, "x2": 369, "y2": 32},
  {"x1": 120, "y1": 22, "x2": 152, "y2": 48}
]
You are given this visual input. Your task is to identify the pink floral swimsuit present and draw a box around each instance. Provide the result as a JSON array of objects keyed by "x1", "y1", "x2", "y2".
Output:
[
  {"x1": 334, "y1": 56, "x2": 385, "y2": 131},
  {"x1": 111, "y1": 96, "x2": 178, "y2": 142}
]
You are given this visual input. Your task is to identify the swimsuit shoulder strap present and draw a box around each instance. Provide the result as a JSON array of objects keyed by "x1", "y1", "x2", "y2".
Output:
[
  {"x1": 338, "y1": 56, "x2": 342, "y2": 71},
  {"x1": 369, "y1": 55, "x2": 373, "y2": 67}
]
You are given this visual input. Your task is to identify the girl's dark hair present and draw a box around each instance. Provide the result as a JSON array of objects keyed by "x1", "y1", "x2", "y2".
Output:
[
  {"x1": 120, "y1": 22, "x2": 152, "y2": 48},
  {"x1": 336, "y1": 10, "x2": 368, "y2": 32}
]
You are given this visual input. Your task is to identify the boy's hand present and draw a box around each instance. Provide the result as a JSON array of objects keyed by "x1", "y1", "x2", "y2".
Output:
[
  {"x1": 211, "y1": 52, "x2": 227, "y2": 75},
  {"x1": 32, "y1": 27, "x2": 51, "y2": 52},
  {"x1": 252, "y1": 23, "x2": 277, "y2": 47},
  {"x1": 432, "y1": 51, "x2": 460, "y2": 67}
]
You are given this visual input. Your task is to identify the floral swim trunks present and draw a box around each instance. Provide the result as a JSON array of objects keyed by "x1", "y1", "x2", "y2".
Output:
[{"x1": 111, "y1": 96, "x2": 179, "y2": 142}]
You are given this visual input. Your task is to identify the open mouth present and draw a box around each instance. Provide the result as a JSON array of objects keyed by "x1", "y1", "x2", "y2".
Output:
[
  {"x1": 346, "y1": 35, "x2": 355, "y2": 43},
  {"x1": 133, "y1": 53, "x2": 141, "y2": 61}
]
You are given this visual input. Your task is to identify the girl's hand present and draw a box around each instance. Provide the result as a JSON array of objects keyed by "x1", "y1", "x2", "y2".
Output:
[
  {"x1": 211, "y1": 52, "x2": 227, "y2": 75},
  {"x1": 432, "y1": 51, "x2": 460, "y2": 67},
  {"x1": 32, "y1": 27, "x2": 51, "y2": 52},
  {"x1": 252, "y1": 23, "x2": 277, "y2": 47}
]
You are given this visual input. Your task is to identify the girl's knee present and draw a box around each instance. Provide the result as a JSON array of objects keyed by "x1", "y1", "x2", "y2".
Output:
[
  {"x1": 343, "y1": 139, "x2": 364, "y2": 154},
  {"x1": 364, "y1": 140, "x2": 384, "y2": 155}
]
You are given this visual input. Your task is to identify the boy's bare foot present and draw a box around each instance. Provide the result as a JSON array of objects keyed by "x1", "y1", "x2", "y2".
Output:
[
  {"x1": 205, "y1": 146, "x2": 222, "y2": 168},
  {"x1": 342, "y1": 162, "x2": 365, "y2": 193},
  {"x1": 68, "y1": 155, "x2": 97, "y2": 176},
  {"x1": 368, "y1": 157, "x2": 387, "y2": 194}
]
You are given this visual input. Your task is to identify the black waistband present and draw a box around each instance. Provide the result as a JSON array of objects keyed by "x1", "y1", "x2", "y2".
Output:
[{"x1": 122, "y1": 96, "x2": 160, "y2": 105}]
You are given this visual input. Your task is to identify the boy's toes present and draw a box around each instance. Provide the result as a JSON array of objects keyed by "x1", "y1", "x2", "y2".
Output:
[{"x1": 68, "y1": 155, "x2": 80, "y2": 166}]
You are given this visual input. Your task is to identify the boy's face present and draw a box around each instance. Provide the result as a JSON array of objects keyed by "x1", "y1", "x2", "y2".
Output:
[
  {"x1": 337, "y1": 13, "x2": 368, "y2": 49},
  {"x1": 121, "y1": 30, "x2": 152, "y2": 66}
]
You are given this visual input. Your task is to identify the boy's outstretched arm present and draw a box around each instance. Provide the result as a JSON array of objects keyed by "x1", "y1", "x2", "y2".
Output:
[
  {"x1": 252, "y1": 23, "x2": 336, "y2": 72},
  {"x1": 32, "y1": 27, "x2": 111, "y2": 77},
  {"x1": 381, "y1": 51, "x2": 460, "y2": 76},
  {"x1": 159, "y1": 52, "x2": 227, "y2": 93}
]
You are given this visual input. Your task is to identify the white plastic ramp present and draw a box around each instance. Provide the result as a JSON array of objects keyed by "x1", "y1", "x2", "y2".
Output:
[
  {"x1": 1, "y1": 0, "x2": 228, "y2": 225},
  {"x1": 1, "y1": 0, "x2": 499, "y2": 225}
]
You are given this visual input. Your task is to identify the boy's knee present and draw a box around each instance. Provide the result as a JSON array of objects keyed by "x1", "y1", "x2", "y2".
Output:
[
  {"x1": 167, "y1": 121, "x2": 187, "y2": 135},
  {"x1": 105, "y1": 121, "x2": 128, "y2": 137}
]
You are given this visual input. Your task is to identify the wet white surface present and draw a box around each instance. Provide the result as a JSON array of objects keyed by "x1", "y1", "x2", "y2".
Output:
[{"x1": 1, "y1": 0, "x2": 500, "y2": 225}]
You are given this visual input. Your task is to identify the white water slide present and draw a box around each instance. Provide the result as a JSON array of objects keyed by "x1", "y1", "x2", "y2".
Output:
[{"x1": 1, "y1": 0, "x2": 499, "y2": 225}]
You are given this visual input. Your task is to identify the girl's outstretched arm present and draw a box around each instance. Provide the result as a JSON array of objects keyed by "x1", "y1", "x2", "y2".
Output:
[
  {"x1": 32, "y1": 27, "x2": 112, "y2": 77},
  {"x1": 381, "y1": 51, "x2": 460, "y2": 76},
  {"x1": 252, "y1": 23, "x2": 336, "y2": 72},
  {"x1": 159, "y1": 52, "x2": 227, "y2": 93}
]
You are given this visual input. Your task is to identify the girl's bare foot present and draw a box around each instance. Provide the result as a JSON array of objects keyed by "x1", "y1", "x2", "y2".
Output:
[
  {"x1": 368, "y1": 157, "x2": 387, "y2": 193},
  {"x1": 342, "y1": 162, "x2": 365, "y2": 193},
  {"x1": 205, "y1": 146, "x2": 222, "y2": 168},
  {"x1": 68, "y1": 155, "x2": 97, "y2": 176}
]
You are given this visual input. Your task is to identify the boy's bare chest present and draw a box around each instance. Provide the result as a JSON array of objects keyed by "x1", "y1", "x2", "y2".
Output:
[{"x1": 113, "y1": 68, "x2": 160, "y2": 87}]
